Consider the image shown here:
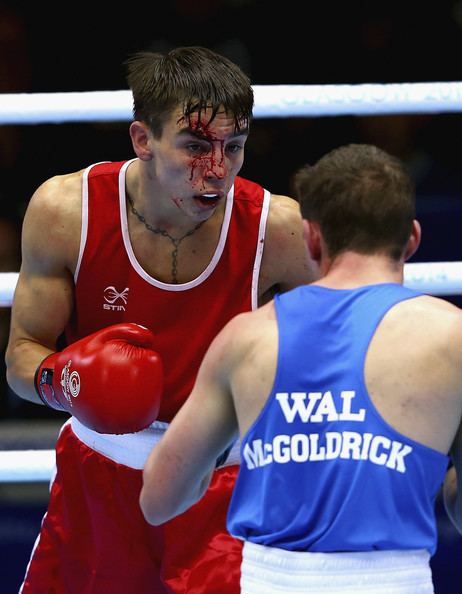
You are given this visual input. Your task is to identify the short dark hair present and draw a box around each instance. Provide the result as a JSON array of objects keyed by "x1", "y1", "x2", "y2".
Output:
[
  {"x1": 124, "y1": 46, "x2": 254, "y2": 138},
  {"x1": 294, "y1": 143, "x2": 416, "y2": 261}
]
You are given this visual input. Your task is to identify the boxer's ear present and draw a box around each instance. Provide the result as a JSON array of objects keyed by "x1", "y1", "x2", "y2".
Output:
[
  {"x1": 403, "y1": 219, "x2": 421, "y2": 262},
  {"x1": 129, "y1": 121, "x2": 153, "y2": 161},
  {"x1": 303, "y1": 219, "x2": 322, "y2": 263}
]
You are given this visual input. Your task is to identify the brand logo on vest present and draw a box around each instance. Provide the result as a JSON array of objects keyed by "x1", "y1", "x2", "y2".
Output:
[{"x1": 103, "y1": 286, "x2": 129, "y2": 311}]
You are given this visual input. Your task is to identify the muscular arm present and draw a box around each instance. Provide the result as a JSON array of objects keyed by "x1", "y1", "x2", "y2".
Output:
[
  {"x1": 140, "y1": 304, "x2": 278, "y2": 525},
  {"x1": 259, "y1": 194, "x2": 317, "y2": 304},
  {"x1": 440, "y1": 307, "x2": 462, "y2": 533},
  {"x1": 5, "y1": 173, "x2": 81, "y2": 403},
  {"x1": 140, "y1": 318, "x2": 241, "y2": 525},
  {"x1": 444, "y1": 424, "x2": 462, "y2": 534}
]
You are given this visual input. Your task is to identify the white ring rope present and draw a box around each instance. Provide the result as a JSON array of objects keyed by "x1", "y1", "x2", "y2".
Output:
[
  {"x1": 0, "y1": 450, "x2": 55, "y2": 482},
  {"x1": 1, "y1": 82, "x2": 462, "y2": 483},
  {"x1": 0, "y1": 273, "x2": 21, "y2": 307},
  {"x1": 1, "y1": 261, "x2": 462, "y2": 482},
  {"x1": 1, "y1": 263, "x2": 462, "y2": 311},
  {"x1": 2, "y1": 82, "x2": 462, "y2": 123}
]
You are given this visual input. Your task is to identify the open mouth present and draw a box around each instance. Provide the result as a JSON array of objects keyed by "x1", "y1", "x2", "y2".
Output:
[{"x1": 195, "y1": 193, "x2": 221, "y2": 207}]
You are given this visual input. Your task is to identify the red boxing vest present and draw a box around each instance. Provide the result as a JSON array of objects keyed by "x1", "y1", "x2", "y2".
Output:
[{"x1": 66, "y1": 159, "x2": 270, "y2": 422}]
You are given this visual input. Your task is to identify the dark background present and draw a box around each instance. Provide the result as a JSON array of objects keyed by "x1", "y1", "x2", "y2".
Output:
[{"x1": 1, "y1": 1, "x2": 462, "y2": 592}]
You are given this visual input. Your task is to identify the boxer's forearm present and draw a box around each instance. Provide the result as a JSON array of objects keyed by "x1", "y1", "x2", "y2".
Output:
[{"x1": 5, "y1": 338, "x2": 54, "y2": 404}]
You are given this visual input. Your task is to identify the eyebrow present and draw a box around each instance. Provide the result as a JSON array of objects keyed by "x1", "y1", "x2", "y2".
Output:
[{"x1": 177, "y1": 128, "x2": 250, "y2": 140}]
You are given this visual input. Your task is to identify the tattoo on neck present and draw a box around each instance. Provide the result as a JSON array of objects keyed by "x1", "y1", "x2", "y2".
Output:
[{"x1": 127, "y1": 194, "x2": 204, "y2": 283}]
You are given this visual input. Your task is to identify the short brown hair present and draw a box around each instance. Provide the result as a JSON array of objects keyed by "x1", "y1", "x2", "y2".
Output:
[
  {"x1": 294, "y1": 143, "x2": 416, "y2": 260},
  {"x1": 124, "y1": 46, "x2": 254, "y2": 138}
]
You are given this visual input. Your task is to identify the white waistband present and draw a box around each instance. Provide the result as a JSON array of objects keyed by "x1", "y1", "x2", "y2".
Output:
[
  {"x1": 241, "y1": 542, "x2": 434, "y2": 594},
  {"x1": 69, "y1": 417, "x2": 241, "y2": 469}
]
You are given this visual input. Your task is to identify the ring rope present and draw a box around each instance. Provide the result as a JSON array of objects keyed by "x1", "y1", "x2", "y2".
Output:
[
  {"x1": 2, "y1": 82, "x2": 462, "y2": 483},
  {"x1": 1, "y1": 261, "x2": 462, "y2": 482},
  {"x1": 2, "y1": 263, "x2": 462, "y2": 309},
  {"x1": 1, "y1": 82, "x2": 462, "y2": 124},
  {"x1": 0, "y1": 450, "x2": 55, "y2": 482}
]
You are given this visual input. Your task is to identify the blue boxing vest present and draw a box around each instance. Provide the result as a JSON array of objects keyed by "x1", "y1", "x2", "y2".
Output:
[{"x1": 227, "y1": 283, "x2": 449, "y2": 555}]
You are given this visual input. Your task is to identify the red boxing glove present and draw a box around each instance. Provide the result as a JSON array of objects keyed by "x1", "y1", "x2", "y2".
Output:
[{"x1": 34, "y1": 323, "x2": 163, "y2": 434}]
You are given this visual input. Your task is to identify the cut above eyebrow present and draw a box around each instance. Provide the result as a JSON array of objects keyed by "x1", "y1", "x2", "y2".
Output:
[{"x1": 177, "y1": 127, "x2": 249, "y2": 140}]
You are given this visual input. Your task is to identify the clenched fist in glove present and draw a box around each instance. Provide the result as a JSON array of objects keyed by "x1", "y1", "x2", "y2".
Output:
[{"x1": 34, "y1": 323, "x2": 163, "y2": 434}]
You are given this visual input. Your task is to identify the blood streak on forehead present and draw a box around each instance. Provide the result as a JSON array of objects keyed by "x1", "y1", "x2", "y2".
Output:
[
  {"x1": 181, "y1": 110, "x2": 239, "y2": 182},
  {"x1": 178, "y1": 105, "x2": 247, "y2": 136}
]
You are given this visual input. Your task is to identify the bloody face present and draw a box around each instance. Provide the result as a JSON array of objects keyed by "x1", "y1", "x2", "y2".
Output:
[{"x1": 147, "y1": 105, "x2": 249, "y2": 221}]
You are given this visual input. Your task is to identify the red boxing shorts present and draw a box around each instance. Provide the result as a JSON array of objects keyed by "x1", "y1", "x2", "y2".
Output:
[{"x1": 19, "y1": 421, "x2": 242, "y2": 594}]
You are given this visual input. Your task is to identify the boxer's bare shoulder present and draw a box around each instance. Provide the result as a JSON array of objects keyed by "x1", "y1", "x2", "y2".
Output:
[{"x1": 22, "y1": 169, "x2": 85, "y2": 272}]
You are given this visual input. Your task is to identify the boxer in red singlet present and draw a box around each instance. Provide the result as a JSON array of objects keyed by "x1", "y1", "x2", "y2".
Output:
[{"x1": 6, "y1": 46, "x2": 315, "y2": 594}]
